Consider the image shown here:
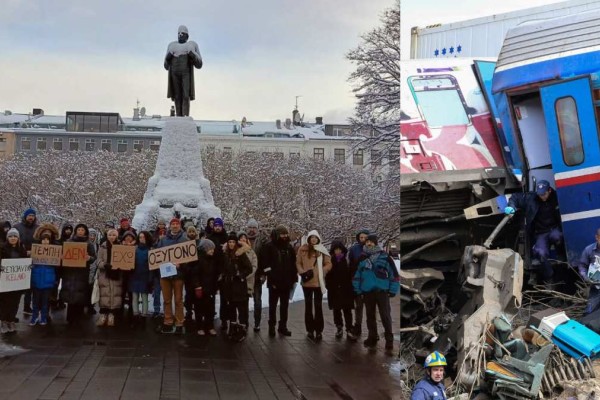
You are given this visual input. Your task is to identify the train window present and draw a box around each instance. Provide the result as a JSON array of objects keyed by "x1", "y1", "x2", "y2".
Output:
[
  {"x1": 409, "y1": 76, "x2": 469, "y2": 127},
  {"x1": 555, "y1": 97, "x2": 584, "y2": 166}
]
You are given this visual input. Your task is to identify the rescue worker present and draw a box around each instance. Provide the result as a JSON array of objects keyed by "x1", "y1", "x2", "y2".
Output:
[
  {"x1": 577, "y1": 227, "x2": 600, "y2": 314},
  {"x1": 411, "y1": 351, "x2": 447, "y2": 400},
  {"x1": 505, "y1": 180, "x2": 562, "y2": 284}
]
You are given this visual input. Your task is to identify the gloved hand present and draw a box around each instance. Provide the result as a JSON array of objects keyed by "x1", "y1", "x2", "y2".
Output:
[
  {"x1": 504, "y1": 206, "x2": 516, "y2": 215},
  {"x1": 194, "y1": 286, "x2": 203, "y2": 299}
]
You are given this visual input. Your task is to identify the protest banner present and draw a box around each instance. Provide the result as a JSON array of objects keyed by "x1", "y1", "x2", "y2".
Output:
[
  {"x1": 0, "y1": 258, "x2": 32, "y2": 292},
  {"x1": 31, "y1": 244, "x2": 62, "y2": 266},
  {"x1": 111, "y1": 245, "x2": 135, "y2": 270},
  {"x1": 62, "y1": 242, "x2": 88, "y2": 267},
  {"x1": 148, "y1": 240, "x2": 198, "y2": 270}
]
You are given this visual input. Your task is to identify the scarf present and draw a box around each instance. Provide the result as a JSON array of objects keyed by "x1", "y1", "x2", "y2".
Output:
[
  {"x1": 363, "y1": 245, "x2": 383, "y2": 270},
  {"x1": 312, "y1": 243, "x2": 329, "y2": 294}
]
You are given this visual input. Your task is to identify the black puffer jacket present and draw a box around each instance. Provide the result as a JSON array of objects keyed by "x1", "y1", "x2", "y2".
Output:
[
  {"x1": 260, "y1": 230, "x2": 297, "y2": 291},
  {"x1": 60, "y1": 224, "x2": 96, "y2": 305},
  {"x1": 326, "y1": 241, "x2": 355, "y2": 310}
]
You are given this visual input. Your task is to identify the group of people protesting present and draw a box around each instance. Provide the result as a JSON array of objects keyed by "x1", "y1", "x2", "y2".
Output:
[{"x1": 0, "y1": 208, "x2": 399, "y2": 349}]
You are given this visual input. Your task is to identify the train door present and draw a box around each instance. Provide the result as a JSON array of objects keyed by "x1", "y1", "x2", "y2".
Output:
[{"x1": 539, "y1": 76, "x2": 600, "y2": 259}]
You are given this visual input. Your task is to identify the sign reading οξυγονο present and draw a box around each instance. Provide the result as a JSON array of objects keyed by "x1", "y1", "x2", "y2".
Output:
[{"x1": 148, "y1": 241, "x2": 198, "y2": 270}]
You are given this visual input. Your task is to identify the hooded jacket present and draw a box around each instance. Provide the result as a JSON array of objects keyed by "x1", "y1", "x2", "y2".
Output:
[
  {"x1": 296, "y1": 230, "x2": 331, "y2": 293},
  {"x1": 61, "y1": 224, "x2": 97, "y2": 305},
  {"x1": 260, "y1": 228, "x2": 297, "y2": 291},
  {"x1": 13, "y1": 209, "x2": 39, "y2": 251},
  {"x1": 31, "y1": 224, "x2": 60, "y2": 290},
  {"x1": 97, "y1": 240, "x2": 123, "y2": 309},
  {"x1": 222, "y1": 246, "x2": 253, "y2": 303},
  {"x1": 326, "y1": 241, "x2": 354, "y2": 310},
  {"x1": 353, "y1": 245, "x2": 400, "y2": 296},
  {"x1": 348, "y1": 229, "x2": 369, "y2": 274}
]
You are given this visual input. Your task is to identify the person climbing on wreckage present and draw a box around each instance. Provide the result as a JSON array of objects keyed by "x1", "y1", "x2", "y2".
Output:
[
  {"x1": 504, "y1": 180, "x2": 563, "y2": 287},
  {"x1": 411, "y1": 351, "x2": 447, "y2": 400}
]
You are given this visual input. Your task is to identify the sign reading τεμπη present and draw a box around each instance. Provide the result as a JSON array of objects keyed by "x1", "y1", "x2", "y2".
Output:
[
  {"x1": 148, "y1": 241, "x2": 198, "y2": 270},
  {"x1": 0, "y1": 258, "x2": 32, "y2": 292},
  {"x1": 31, "y1": 244, "x2": 63, "y2": 266},
  {"x1": 62, "y1": 242, "x2": 88, "y2": 268}
]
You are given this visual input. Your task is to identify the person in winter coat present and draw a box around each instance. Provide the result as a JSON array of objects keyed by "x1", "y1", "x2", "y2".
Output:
[
  {"x1": 411, "y1": 352, "x2": 448, "y2": 400},
  {"x1": 260, "y1": 225, "x2": 297, "y2": 337},
  {"x1": 96, "y1": 229, "x2": 123, "y2": 327},
  {"x1": 205, "y1": 217, "x2": 215, "y2": 236},
  {"x1": 207, "y1": 217, "x2": 228, "y2": 329},
  {"x1": 62, "y1": 223, "x2": 96, "y2": 325},
  {"x1": 222, "y1": 232, "x2": 253, "y2": 341},
  {"x1": 119, "y1": 231, "x2": 136, "y2": 320},
  {"x1": 14, "y1": 208, "x2": 39, "y2": 315},
  {"x1": 86, "y1": 228, "x2": 100, "y2": 316},
  {"x1": 184, "y1": 225, "x2": 200, "y2": 323},
  {"x1": 191, "y1": 239, "x2": 218, "y2": 336},
  {"x1": 327, "y1": 241, "x2": 356, "y2": 340},
  {"x1": 52, "y1": 223, "x2": 74, "y2": 311},
  {"x1": 151, "y1": 219, "x2": 166, "y2": 317},
  {"x1": 353, "y1": 234, "x2": 399, "y2": 350},
  {"x1": 245, "y1": 219, "x2": 267, "y2": 332},
  {"x1": 237, "y1": 232, "x2": 258, "y2": 299},
  {"x1": 348, "y1": 228, "x2": 369, "y2": 337},
  {"x1": 0, "y1": 221, "x2": 11, "y2": 246},
  {"x1": 0, "y1": 229, "x2": 28, "y2": 334},
  {"x1": 117, "y1": 217, "x2": 138, "y2": 242},
  {"x1": 30, "y1": 224, "x2": 60, "y2": 326},
  {"x1": 129, "y1": 231, "x2": 153, "y2": 327},
  {"x1": 296, "y1": 230, "x2": 332, "y2": 341},
  {"x1": 156, "y1": 217, "x2": 188, "y2": 334}
]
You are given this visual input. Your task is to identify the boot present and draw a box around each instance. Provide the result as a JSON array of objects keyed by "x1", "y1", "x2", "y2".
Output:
[
  {"x1": 268, "y1": 326, "x2": 276, "y2": 337},
  {"x1": 335, "y1": 326, "x2": 343, "y2": 339}
]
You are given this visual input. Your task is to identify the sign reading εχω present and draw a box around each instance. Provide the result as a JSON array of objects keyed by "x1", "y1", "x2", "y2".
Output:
[
  {"x1": 0, "y1": 258, "x2": 32, "y2": 292},
  {"x1": 111, "y1": 245, "x2": 136, "y2": 270},
  {"x1": 31, "y1": 244, "x2": 62, "y2": 266},
  {"x1": 149, "y1": 241, "x2": 198, "y2": 270}
]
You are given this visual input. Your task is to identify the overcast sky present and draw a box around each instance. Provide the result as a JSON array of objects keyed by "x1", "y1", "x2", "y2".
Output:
[
  {"x1": 401, "y1": 0, "x2": 569, "y2": 59},
  {"x1": 0, "y1": 0, "x2": 394, "y2": 123}
]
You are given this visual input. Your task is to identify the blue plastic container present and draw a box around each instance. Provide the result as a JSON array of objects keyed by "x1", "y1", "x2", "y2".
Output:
[{"x1": 552, "y1": 320, "x2": 600, "y2": 360}]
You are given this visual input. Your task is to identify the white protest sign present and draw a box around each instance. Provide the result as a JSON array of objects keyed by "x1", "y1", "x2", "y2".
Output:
[
  {"x1": 0, "y1": 258, "x2": 32, "y2": 292},
  {"x1": 159, "y1": 262, "x2": 178, "y2": 278}
]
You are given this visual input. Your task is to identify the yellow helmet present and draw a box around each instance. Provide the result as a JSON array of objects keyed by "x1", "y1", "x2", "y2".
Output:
[{"x1": 424, "y1": 351, "x2": 447, "y2": 367}]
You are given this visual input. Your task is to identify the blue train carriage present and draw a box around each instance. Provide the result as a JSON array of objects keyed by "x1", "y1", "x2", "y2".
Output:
[{"x1": 481, "y1": 10, "x2": 600, "y2": 266}]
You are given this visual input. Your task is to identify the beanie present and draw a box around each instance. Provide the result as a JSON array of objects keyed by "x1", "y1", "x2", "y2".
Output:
[
  {"x1": 122, "y1": 231, "x2": 136, "y2": 241},
  {"x1": 170, "y1": 217, "x2": 180, "y2": 226},
  {"x1": 366, "y1": 233, "x2": 378, "y2": 245},
  {"x1": 246, "y1": 219, "x2": 259, "y2": 229},
  {"x1": 6, "y1": 228, "x2": 20, "y2": 239},
  {"x1": 275, "y1": 225, "x2": 289, "y2": 235},
  {"x1": 237, "y1": 231, "x2": 248, "y2": 241},
  {"x1": 120, "y1": 217, "x2": 129, "y2": 224},
  {"x1": 198, "y1": 239, "x2": 215, "y2": 252},
  {"x1": 227, "y1": 231, "x2": 238, "y2": 242},
  {"x1": 23, "y1": 208, "x2": 36, "y2": 219},
  {"x1": 214, "y1": 217, "x2": 224, "y2": 227}
]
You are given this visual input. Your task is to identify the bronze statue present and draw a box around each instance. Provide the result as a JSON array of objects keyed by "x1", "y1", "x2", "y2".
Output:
[{"x1": 164, "y1": 25, "x2": 203, "y2": 117}]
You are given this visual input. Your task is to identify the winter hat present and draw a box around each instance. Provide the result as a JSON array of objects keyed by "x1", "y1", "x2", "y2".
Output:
[
  {"x1": 120, "y1": 217, "x2": 129, "y2": 224},
  {"x1": 1, "y1": 221, "x2": 11, "y2": 230},
  {"x1": 89, "y1": 228, "x2": 98, "y2": 237},
  {"x1": 122, "y1": 231, "x2": 136, "y2": 242},
  {"x1": 329, "y1": 240, "x2": 347, "y2": 254},
  {"x1": 237, "y1": 231, "x2": 248, "y2": 241},
  {"x1": 23, "y1": 208, "x2": 36, "y2": 219},
  {"x1": 366, "y1": 233, "x2": 378, "y2": 245},
  {"x1": 246, "y1": 219, "x2": 259, "y2": 229},
  {"x1": 105, "y1": 221, "x2": 115, "y2": 229},
  {"x1": 198, "y1": 239, "x2": 215, "y2": 252},
  {"x1": 275, "y1": 225, "x2": 289, "y2": 235},
  {"x1": 7, "y1": 228, "x2": 20, "y2": 239},
  {"x1": 214, "y1": 217, "x2": 224, "y2": 227},
  {"x1": 356, "y1": 228, "x2": 370, "y2": 241},
  {"x1": 227, "y1": 231, "x2": 238, "y2": 242},
  {"x1": 157, "y1": 218, "x2": 166, "y2": 225},
  {"x1": 170, "y1": 217, "x2": 181, "y2": 226}
]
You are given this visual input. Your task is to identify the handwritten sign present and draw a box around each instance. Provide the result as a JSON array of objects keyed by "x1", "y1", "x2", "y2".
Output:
[
  {"x1": 111, "y1": 245, "x2": 135, "y2": 270},
  {"x1": 31, "y1": 244, "x2": 62, "y2": 266},
  {"x1": 62, "y1": 242, "x2": 88, "y2": 268},
  {"x1": 0, "y1": 258, "x2": 32, "y2": 292},
  {"x1": 149, "y1": 240, "x2": 197, "y2": 270}
]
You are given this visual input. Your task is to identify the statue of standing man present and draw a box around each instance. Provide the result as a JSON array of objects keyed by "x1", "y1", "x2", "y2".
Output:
[{"x1": 164, "y1": 25, "x2": 203, "y2": 117}]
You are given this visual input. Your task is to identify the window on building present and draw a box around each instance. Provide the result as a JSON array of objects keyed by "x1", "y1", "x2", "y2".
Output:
[
  {"x1": 274, "y1": 152, "x2": 284, "y2": 159},
  {"x1": 21, "y1": 137, "x2": 31, "y2": 150},
  {"x1": 117, "y1": 139, "x2": 127, "y2": 153},
  {"x1": 69, "y1": 138, "x2": 79, "y2": 151},
  {"x1": 334, "y1": 148, "x2": 345, "y2": 163},
  {"x1": 333, "y1": 127, "x2": 351, "y2": 136},
  {"x1": 37, "y1": 137, "x2": 47, "y2": 151},
  {"x1": 289, "y1": 152, "x2": 300, "y2": 159},
  {"x1": 150, "y1": 140, "x2": 161, "y2": 151},
  {"x1": 353, "y1": 149, "x2": 363, "y2": 166},
  {"x1": 133, "y1": 140, "x2": 143, "y2": 152},
  {"x1": 53, "y1": 138, "x2": 63, "y2": 151},
  {"x1": 101, "y1": 139, "x2": 111, "y2": 152},
  {"x1": 389, "y1": 146, "x2": 400, "y2": 165},
  {"x1": 313, "y1": 148, "x2": 324, "y2": 160},
  {"x1": 371, "y1": 149, "x2": 381, "y2": 166},
  {"x1": 556, "y1": 97, "x2": 584, "y2": 166},
  {"x1": 85, "y1": 139, "x2": 95, "y2": 151}
]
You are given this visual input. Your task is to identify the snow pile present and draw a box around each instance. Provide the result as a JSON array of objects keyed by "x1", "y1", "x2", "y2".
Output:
[{"x1": 132, "y1": 117, "x2": 220, "y2": 230}]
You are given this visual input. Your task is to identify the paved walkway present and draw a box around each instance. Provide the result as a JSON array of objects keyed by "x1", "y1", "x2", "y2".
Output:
[{"x1": 0, "y1": 299, "x2": 402, "y2": 400}]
